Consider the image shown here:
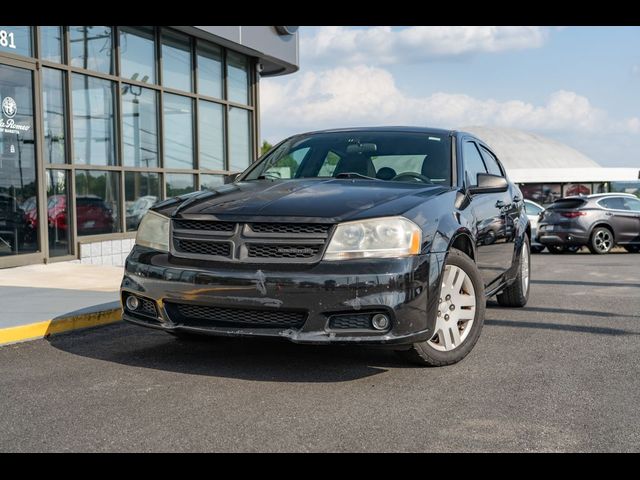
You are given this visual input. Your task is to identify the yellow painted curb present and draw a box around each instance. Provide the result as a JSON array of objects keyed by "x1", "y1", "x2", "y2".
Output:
[{"x1": 0, "y1": 308, "x2": 122, "y2": 346}]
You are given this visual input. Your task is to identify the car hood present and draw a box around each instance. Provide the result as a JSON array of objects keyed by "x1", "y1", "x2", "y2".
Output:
[{"x1": 154, "y1": 179, "x2": 447, "y2": 222}]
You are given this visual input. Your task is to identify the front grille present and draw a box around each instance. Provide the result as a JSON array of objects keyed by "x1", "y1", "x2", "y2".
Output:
[
  {"x1": 171, "y1": 218, "x2": 332, "y2": 263},
  {"x1": 329, "y1": 314, "x2": 373, "y2": 330},
  {"x1": 250, "y1": 223, "x2": 331, "y2": 235},
  {"x1": 174, "y1": 239, "x2": 231, "y2": 257},
  {"x1": 247, "y1": 244, "x2": 321, "y2": 259},
  {"x1": 166, "y1": 302, "x2": 307, "y2": 329},
  {"x1": 173, "y1": 219, "x2": 236, "y2": 232}
]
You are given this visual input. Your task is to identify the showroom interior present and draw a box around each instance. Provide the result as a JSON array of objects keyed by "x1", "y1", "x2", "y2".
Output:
[{"x1": 0, "y1": 26, "x2": 299, "y2": 268}]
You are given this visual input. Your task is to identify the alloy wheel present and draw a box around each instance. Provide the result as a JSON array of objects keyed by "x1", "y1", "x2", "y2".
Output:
[
  {"x1": 594, "y1": 229, "x2": 613, "y2": 253},
  {"x1": 521, "y1": 241, "x2": 530, "y2": 293},
  {"x1": 429, "y1": 265, "x2": 477, "y2": 352}
]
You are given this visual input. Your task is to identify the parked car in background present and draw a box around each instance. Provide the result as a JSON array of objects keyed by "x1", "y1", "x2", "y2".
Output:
[
  {"x1": 121, "y1": 127, "x2": 531, "y2": 367},
  {"x1": 126, "y1": 195, "x2": 158, "y2": 230},
  {"x1": 524, "y1": 199, "x2": 546, "y2": 253},
  {"x1": 537, "y1": 193, "x2": 640, "y2": 254},
  {"x1": 76, "y1": 195, "x2": 115, "y2": 236}
]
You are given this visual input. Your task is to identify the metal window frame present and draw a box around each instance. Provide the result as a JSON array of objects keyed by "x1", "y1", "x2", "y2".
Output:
[{"x1": 0, "y1": 25, "x2": 259, "y2": 268}]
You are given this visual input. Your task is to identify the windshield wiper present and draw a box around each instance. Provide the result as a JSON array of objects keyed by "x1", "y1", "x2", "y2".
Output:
[{"x1": 334, "y1": 172, "x2": 380, "y2": 181}]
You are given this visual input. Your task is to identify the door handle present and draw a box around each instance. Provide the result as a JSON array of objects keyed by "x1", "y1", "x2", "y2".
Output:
[{"x1": 605, "y1": 212, "x2": 613, "y2": 216}]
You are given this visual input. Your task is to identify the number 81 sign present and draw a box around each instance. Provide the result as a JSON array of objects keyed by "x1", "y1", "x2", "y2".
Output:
[{"x1": 0, "y1": 30, "x2": 17, "y2": 49}]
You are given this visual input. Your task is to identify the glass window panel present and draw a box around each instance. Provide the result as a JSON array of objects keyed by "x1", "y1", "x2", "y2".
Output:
[
  {"x1": 46, "y1": 170, "x2": 70, "y2": 257},
  {"x1": 228, "y1": 107, "x2": 252, "y2": 172},
  {"x1": 72, "y1": 74, "x2": 117, "y2": 165},
  {"x1": 161, "y1": 30, "x2": 192, "y2": 92},
  {"x1": 74, "y1": 170, "x2": 120, "y2": 235},
  {"x1": 198, "y1": 100, "x2": 224, "y2": 171},
  {"x1": 541, "y1": 184, "x2": 561, "y2": 205},
  {"x1": 0, "y1": 26, "x2": 32, "y2": 57},
  {"x1": 40, "y1": 26, "x2": 63, "y2": 63},
  {"x1": 119, "y1": 26, "x2": 156, "y2": 84},
  {"x1": 197, "y1": 43, "x2": 222, "y2": 98},
  {"x1": 163, "y1": 93, "x2": 194, "y2": 169},
  {"x1": 227, "y1": 51, "x2": 249, "y2": 104},
  {"x1": 42, "y1": 68, "x2": 67, "y2": 164},
  {"x1": 0, "y1": 64, "x2": 38, "y2": 257},
  {"x1": 122, "y1": 85, "x2": 158, "y2": 168},
  {"x1": 200, "y1": 174, "x2": 224, "y2": 190},
  {"x1": 462, "y1": 141, "x2": 486, "y2": 186},
  {"x1": 125, "y1": 172, "x2": 160, "y2": 231},
  {"x1": 563, "y1": 183, "x2": 591, "y2": 197},
  {"x1": 69, "y1": 26, "x2": 114, "y2": 74},
  {"x1": 166, "y1": 174, "x2": 195, "y2": 198}
]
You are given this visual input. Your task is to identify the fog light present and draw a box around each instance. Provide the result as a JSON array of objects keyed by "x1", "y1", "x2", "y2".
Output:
[
  {"x1": 371, "y1": 313, "x2": 390, "y2": 330},
  {"x1": 126, "y1": 295, "x2": 140, "y2": 311}
]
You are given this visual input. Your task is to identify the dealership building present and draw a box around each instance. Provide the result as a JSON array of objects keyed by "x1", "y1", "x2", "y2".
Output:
[
  {"x1": 462, "y1": 126, "x2": 640, "y2": 205},
  {"x1": 0, "y1": 26, "x2": 299, "y2": 268}
]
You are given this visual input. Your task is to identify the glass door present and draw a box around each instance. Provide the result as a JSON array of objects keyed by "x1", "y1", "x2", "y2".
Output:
[{"x1": 0, "y1": 60, "x2": 42, "y2": 266}]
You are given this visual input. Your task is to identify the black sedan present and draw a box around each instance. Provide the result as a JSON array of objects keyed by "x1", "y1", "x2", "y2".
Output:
[
  {"x1": 121, "y1": 127, "x2": 531, "y2": 366},
  {"x1": 537, "y1": 193, "x2": 640, "y2": 254}
]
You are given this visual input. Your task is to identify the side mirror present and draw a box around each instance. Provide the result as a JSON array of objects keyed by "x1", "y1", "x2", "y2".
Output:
[
  {"x1": 468, "y1": 173, "x2": 509, "y2": 194},
  {"x1": 224, "y1": 172, "x2": 241, "y2": 184}
]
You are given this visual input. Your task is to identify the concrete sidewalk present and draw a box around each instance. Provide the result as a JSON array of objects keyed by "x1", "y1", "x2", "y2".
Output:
[{"x1": 0, "y1": 263, "x2": 123, "y2": 345}]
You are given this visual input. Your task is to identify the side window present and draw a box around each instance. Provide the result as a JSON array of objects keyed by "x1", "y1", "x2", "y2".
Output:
[
  {"x1": 623, "y1": 197, "x2": 640, "y2": 212},
  {"x1": 599, "y1": 197, "x2": 627, "y2": 210},
  {"x1": 524, "y1": 202, "x2": 543, "y2": 215},
  {"x1": 317, "y1": 150, "x2": 341, "y2": 177},
  {"x1": 480, "y1": 146, "x2": 503, "y2": 177},
  {"x1": 263, "y1": 147, "x2": 310, "y2": 179},
  {"x1": 462, "y1": 141, "x2": 487, "y2": 186}
]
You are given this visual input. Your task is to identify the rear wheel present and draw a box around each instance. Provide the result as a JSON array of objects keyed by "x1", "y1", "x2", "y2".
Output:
[
  {"x1": 497, "y1": 236, "x2": 530, "y2": 308},
  {"x1": 624, "y1": 245, "x2": 640, "y2": 253},
  {"x1": 396, "y1": 248, "x2": 485, "y2": 367},
  {"x1": 531, "y1": 245, "x2": 544, "y2": 254},
  {"x1": 588, "y1": 227, "x2": 614, "y2": 254},
  {"x1": 547, "y1": 245, "x2": 565, "y2": 254}
]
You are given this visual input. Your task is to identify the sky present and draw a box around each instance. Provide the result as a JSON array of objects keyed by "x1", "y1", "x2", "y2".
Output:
[{"x1": 259, "y1": 26, "x2": 640, "y2": 168}]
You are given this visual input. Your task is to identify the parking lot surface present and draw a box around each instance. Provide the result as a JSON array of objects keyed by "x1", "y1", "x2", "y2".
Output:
[{"x1": 1, "y1": 252, "x2": 639, "y2": 452}]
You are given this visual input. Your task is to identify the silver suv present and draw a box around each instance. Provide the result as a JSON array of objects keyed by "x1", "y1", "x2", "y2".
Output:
[{"x1": 537, "y1": 193, "x2": 640, "y2": 254}]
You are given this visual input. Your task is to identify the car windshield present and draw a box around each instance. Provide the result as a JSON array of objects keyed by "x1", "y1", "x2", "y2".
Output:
[{"x1": 242, "y1": 131, "x2": 452, "y2": 185}]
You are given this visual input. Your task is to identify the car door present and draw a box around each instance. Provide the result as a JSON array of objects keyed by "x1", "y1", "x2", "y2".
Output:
[
  {"x1": 622, "y1": 197, "x2": 640, "y2": 243},
  {"x1": 462, "y1": 140, "x2": 513, "y2": 287},
  {"x1": 598, "y1": 196, "x2": 639, "y2": 244}
]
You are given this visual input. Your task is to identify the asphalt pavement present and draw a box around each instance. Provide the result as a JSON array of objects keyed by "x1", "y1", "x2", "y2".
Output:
[{"x1": 1, "y1": 252, "x2": 639, "y2": 452}]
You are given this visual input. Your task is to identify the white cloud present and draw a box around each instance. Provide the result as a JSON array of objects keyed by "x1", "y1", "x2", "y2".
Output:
[
  {"x1": 301, "y1": 26, "x2": 549, "y2": 65},
  {"x1": 261, "y1": 65, "x2": 640, "y2": 141}
]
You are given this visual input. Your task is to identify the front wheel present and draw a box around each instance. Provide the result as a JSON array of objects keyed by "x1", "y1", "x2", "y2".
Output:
[
  {"x1": 497, "y1": 236, "x2": 530, "y2": 307},
  {"x1": 396, "y1": 248, "x2": 485, "y2": 367}
]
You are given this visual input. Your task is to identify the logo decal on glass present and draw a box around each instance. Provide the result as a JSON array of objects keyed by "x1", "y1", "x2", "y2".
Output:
[{"x1": 2, "y1": 97, "x2": 17, "y2": 118}]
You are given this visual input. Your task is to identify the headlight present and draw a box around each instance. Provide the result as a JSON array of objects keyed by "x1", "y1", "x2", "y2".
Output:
[
  {"x1": 324, "y1": 216, "x2": 421, "y2": 261},
  {"x1": 135, "y1": 211, "x2": 170, "y2": 252}
]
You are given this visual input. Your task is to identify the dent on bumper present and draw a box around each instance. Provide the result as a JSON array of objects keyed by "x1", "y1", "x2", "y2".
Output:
[{"x1": 121, "y1": 246, "x2": 446, "y2": 345}]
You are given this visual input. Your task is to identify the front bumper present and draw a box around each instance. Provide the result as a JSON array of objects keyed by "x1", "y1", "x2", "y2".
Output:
[{"x1": 121, "y1": 246, "x2": 446, "y2": 345}]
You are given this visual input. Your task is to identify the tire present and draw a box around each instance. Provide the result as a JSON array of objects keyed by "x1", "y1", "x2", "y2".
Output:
[
  {"x1": 396, "y1": 248, "x2": 485, "y2": 367},
  {"x1": 547, "y1": 245, "x2": 565, "y2": 254},
  {"x1": 588, "y1": 226, "x2": 614, "y2": 254},
  {"x1": 497, "y1": 236, "x2": 530, "y2": 308},
  {"x1": 566, "y1": 245, "x2": 581, "y2": 253},
  {"x1": 624, "y1": 245, "x2": 640, "y2": 253},
  {"x1": 530, "y1": 245, "x2": 544, "y2": 254}
]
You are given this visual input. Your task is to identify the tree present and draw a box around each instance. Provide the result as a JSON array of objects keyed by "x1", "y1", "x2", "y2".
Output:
[{"x1": 260, "y1": 140, "x2": 273, "y2": 156}]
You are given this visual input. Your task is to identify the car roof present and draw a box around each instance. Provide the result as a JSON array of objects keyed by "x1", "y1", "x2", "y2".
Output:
[
  {"x1": 293, "y1": 126, "x2": 456, "y2": 137},
  {"x1": 587, "y1": 192, "x2": 638, "y2": 199}
]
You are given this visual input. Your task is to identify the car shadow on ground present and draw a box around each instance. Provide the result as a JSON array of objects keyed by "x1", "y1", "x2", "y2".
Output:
[{"x1": 46, "y1": 322, "x2": 420, "y2": 383}]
